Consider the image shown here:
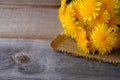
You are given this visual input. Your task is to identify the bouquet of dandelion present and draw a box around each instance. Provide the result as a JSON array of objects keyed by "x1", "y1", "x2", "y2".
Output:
[{"x1": 51, "y1": 0, "x2": 120, "y2": 63}]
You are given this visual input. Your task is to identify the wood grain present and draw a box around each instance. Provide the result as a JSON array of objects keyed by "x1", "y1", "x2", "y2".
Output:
[
  {"x1": 0, "y1": 0, "x2": 62, "y2": 40},
  {"x1": 0, "y1": 39, "x2": 120, "y2": 80},
  {"x1": 0, "y1": 0, "x2": 120, "y2": 80},
  {"x1": 0, "y1": 0, "x2": 60, "y2": 6}
]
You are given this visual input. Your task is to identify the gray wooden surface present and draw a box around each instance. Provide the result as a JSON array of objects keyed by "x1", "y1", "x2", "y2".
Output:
[{"x1": 0, "y1": 39, "x2": 120, "y2": 80}]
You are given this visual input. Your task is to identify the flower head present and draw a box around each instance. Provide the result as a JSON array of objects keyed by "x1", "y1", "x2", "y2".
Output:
[
  {"x1": 58, "y1": 0, "x2": 67, "y2": 23},
  {"x1": 90, "y1": 23, "x2": 118, "y2": 54},
  {"x1": 87, "y1": 10, "x2": 110, "y2": 30},
  {"x1": 108, "y1": 15, "x2": 117, "y2": 27},
  {"x1": 80, "y1": 0, "x2": 102, "y2": 22},
  {"x1": 61, "y1": 3, "x2": 77, "y2": 38},
  {"x1": 62, "y1": 15, "x2": 77, "y2": 38},
  {"x1": 72, "y1": 0, "x2": 81, "y2": 20},
  {"x1": 100, "y1": 0, "x2": 120, "y2": 14},
  {"x1": 60, "y1": 0, "x2": 67, "y2": 8},
  {"x1": 93, "y1": 10, "x2": 110, "y2": 24},
  {"x1": 76, "y1": 27, "x2": 90, "y2": 54}
]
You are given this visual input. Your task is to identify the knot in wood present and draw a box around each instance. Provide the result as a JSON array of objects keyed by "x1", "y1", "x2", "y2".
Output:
[{"x1": 14, "y1": 52, "x2": 30, "y2": 64}]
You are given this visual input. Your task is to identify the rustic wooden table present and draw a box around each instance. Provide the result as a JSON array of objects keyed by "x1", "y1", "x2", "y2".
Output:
[
  {"x1": 0, "y1": 39, "x2": 120, "y2": 80},
  {"x1": 0, "y1": 0, "x2": 120, "y2": 80}
]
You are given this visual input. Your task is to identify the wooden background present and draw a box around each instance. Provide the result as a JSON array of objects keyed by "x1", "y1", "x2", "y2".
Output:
[
  {"x1": 0, "y1": 0, "x2": 62, "y2": 40},
  {"x1": 0, "y1": 0, "x2": 120, "y2": 80}
]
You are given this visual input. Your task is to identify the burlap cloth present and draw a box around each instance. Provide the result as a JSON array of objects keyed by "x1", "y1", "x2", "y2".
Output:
[{"x1": 51, "y1": 34, "x2": 120, "y2": 64}]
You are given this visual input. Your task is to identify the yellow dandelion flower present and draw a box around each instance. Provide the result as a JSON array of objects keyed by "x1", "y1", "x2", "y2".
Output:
[
  {"x1": 72, "y1": 0, "x2": 81, "y2": 20},
  {"x1": 108, "y1": 15, "x2": 117, "y2": 27},
  {"x1": 72, "y1": 0, "x2": 87, "y2": 27},
  {"x1": 91, "y1": 23, "x2": 118, "y2": 54},
  {"x1": 116, "y1": 18, "x2": 120, "y2": 25},
  {"x1": 93, "y1": 10, "x2": 110, "y2": 24},
  {"x1": 100, "y1": 0, "x2": 120, "y2": 13},
  {"x1": 58, "y1": 0, "x2": 120, "y2": 55},
  {"x1": 96, "y1": 10, "x2": 110, "y2": 23},
  {"x1": 80, "y1": 0, "x2": 102, "y2": 22},
  {"x1": 60, "y1": 3, "x2": 77, "y2": 38},
  {"x1": 116, "y1": 8, "x2": 120, "y2": 25},
  {"x1": 64, "y1": 2, "x2": 75, "y2": 17},
  {"x1": 76, "y1": 27, "x2": 90, "y2": 54},
  {"x1": 62, "y1": 15, "x2": 77, "y2": 38},
  {"x1": 110, "y1": 25, "x2": 119, "y2": 32},
  {"x1": 112, "y1": 26, "x2": 120, "y2": 49},
  {"x1": 87, "y1": 10, "x2": 110, "y2": 31},
  {"x1": 83, "y1": 24, "x2": 93, "y2": 33},
  {"x1": 58, "y1": 0, "x2": 67, "y2": 23},
  {"x1": 118, "y1": 31, "x2": 120, "y2": 47},
  {"x1": 60, "y1": 0, "x2": 67, "y2": 8}
]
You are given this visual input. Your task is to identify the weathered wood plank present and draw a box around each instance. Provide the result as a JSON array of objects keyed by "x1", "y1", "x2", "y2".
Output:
[
  {"x1": 0, "y1": 4, "x2": 62, "y2": 40},
  {"x1": 0, "y1": 0, "x2": 60, "y2": 6},
  {"x1": 0, "y1": 39, "x2": 120, "y2": 80},
  {"x1": 0, "y1": 0, "x2": 61, "y2": 40}
]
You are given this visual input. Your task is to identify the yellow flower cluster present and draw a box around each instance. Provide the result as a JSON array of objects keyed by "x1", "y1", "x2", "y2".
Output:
[{"x1": 58, "y1": 0, "x2": 120, "y2": 54}]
